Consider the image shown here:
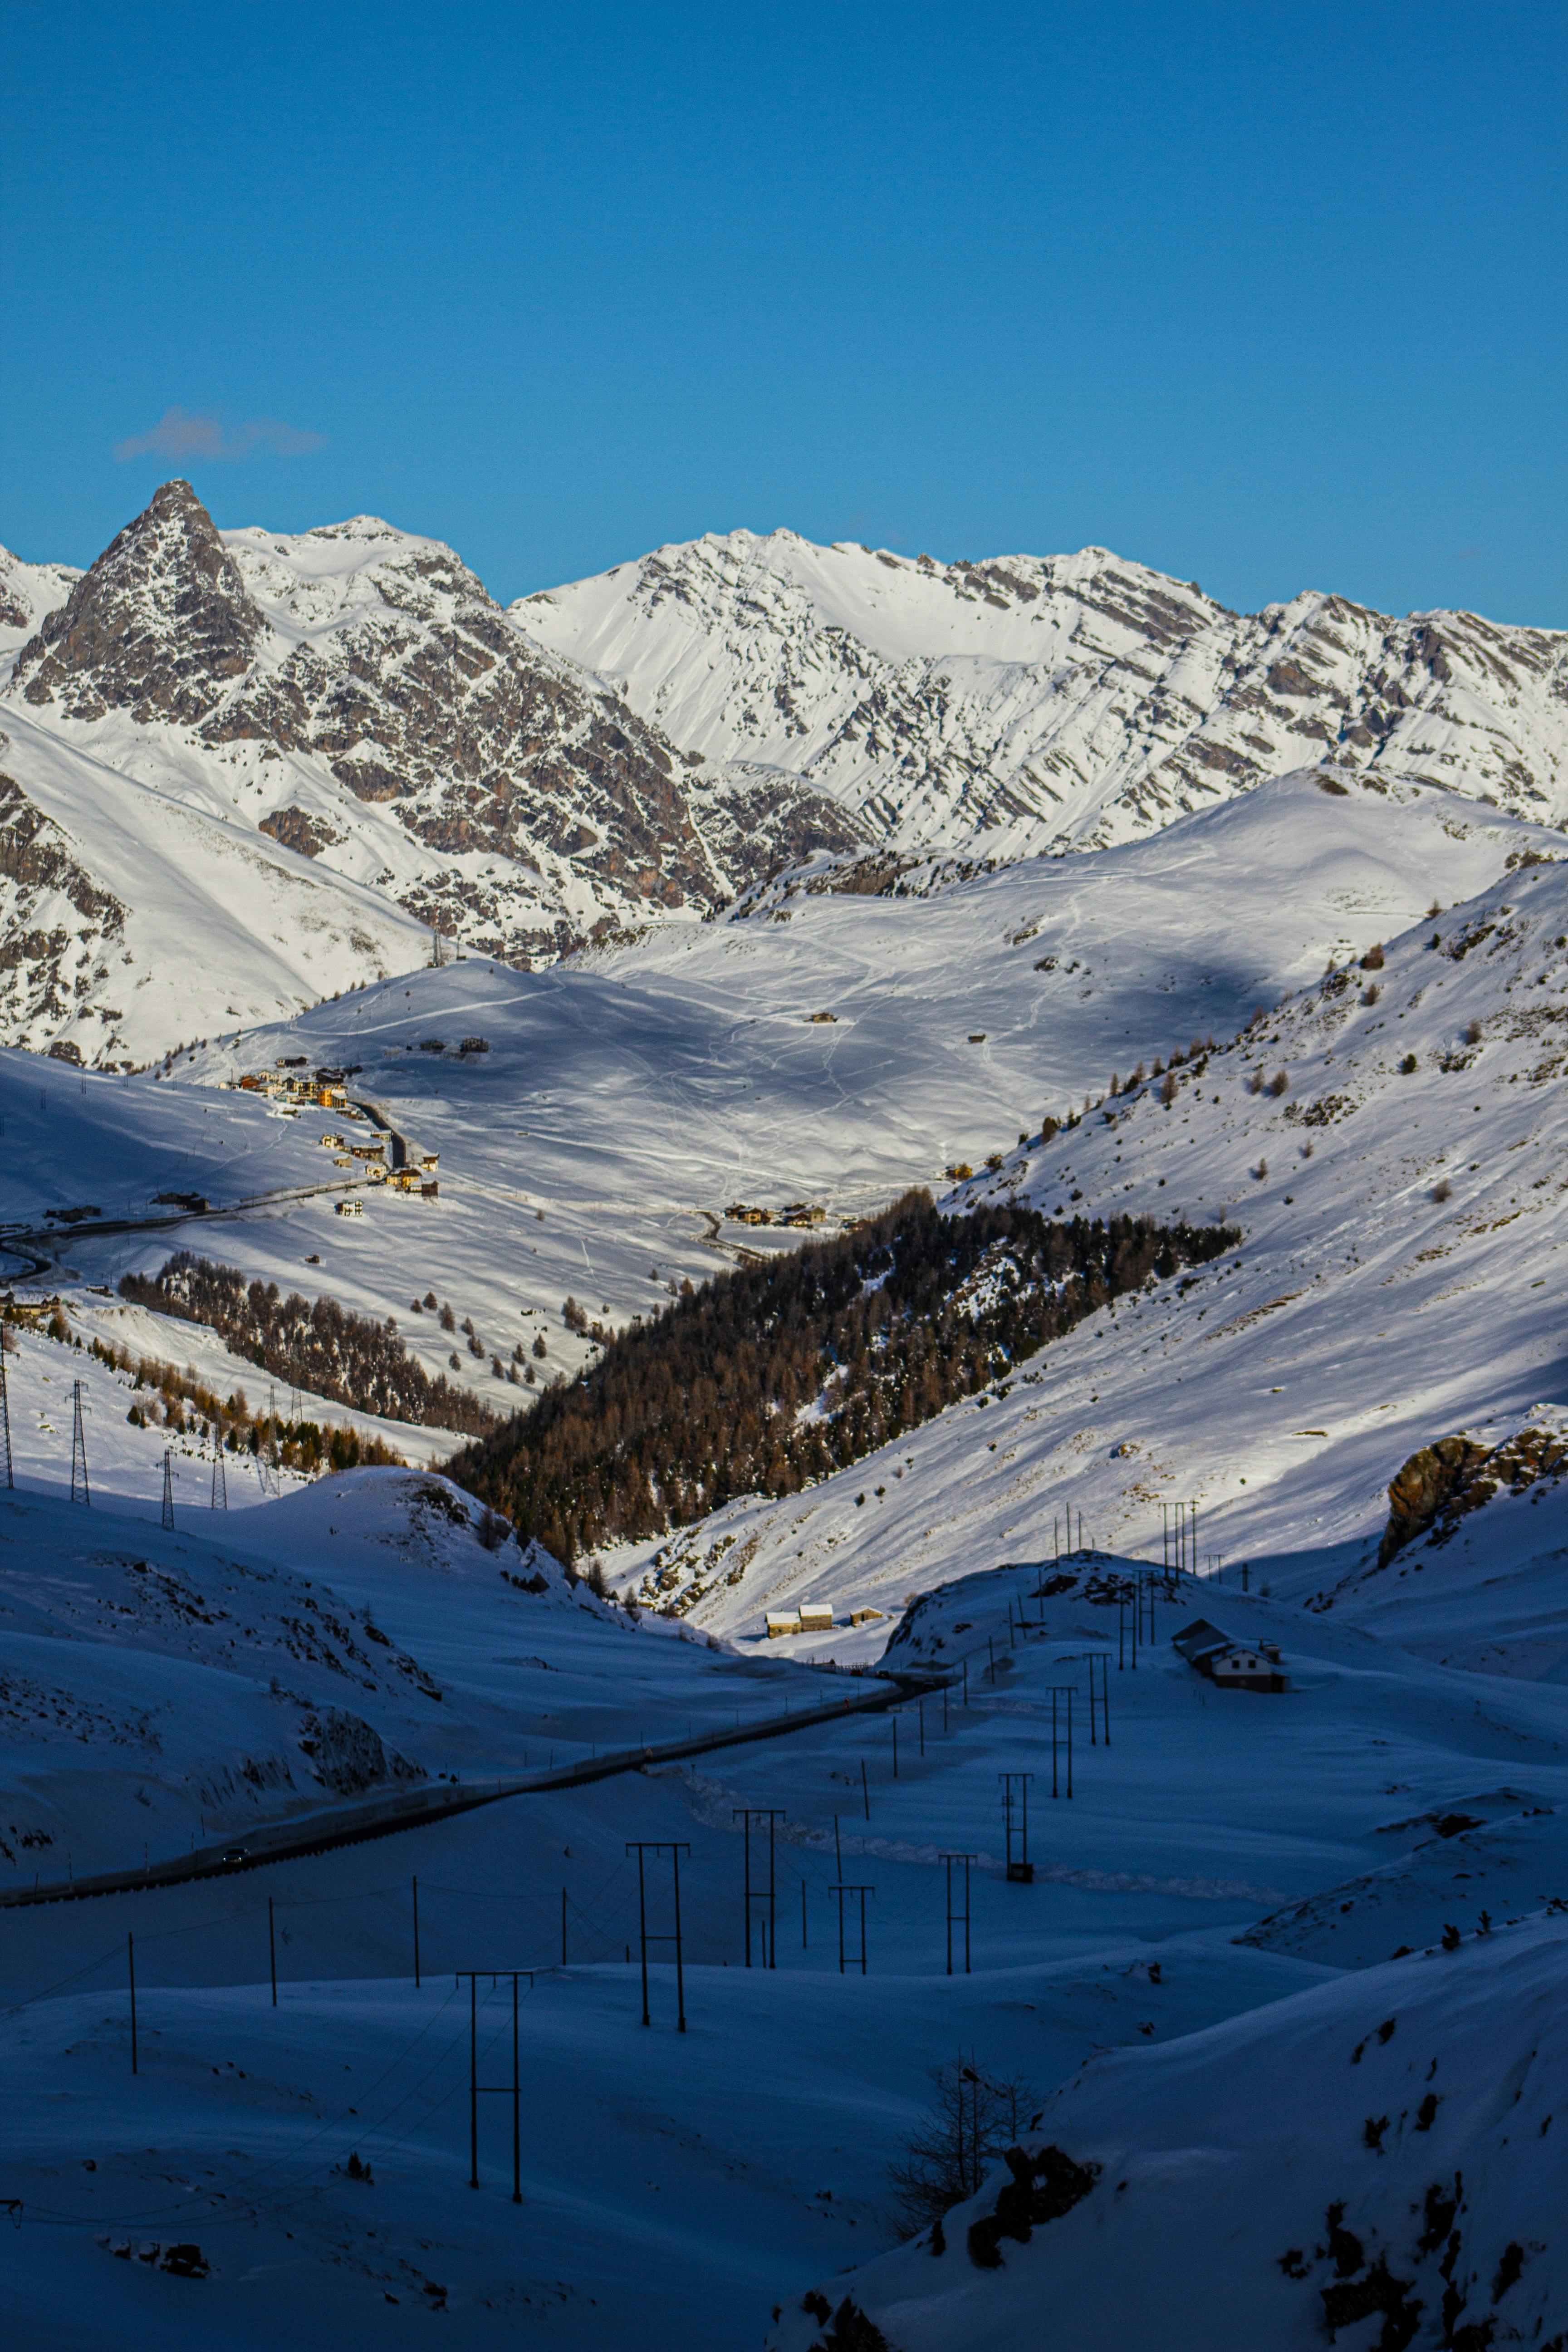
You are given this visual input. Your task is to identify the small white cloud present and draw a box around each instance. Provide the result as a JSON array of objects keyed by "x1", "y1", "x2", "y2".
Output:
[{"x1": 114, "y1": 407, "x2": 326, "y2": 462}]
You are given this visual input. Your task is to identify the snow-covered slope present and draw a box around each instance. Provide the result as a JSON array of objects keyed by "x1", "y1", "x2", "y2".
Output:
[
  {"x1": 514, "y1": 528, "x2": 1568, "y2": 854},
  {"x1": 0, "y1": 486, "x2": 863, "y2": 1061},
  {"x1": 0, "y1": 703, "x2": 431, "y2": 1063},
  {"x1": 5, "y1": 1492, "x2": 1565, "y2": 2349},
  {"x1": 603, "y1": 847, "x2": 1568, "y2": 1666},
  {"x1": 6, "y1": 765, "x2": 1548, "y2": 1442},
  {"x1": 769, "y1": 1916, "x2": 1568, "y2": 2352},
  {"x1": 0, "y1": 542, "x2": 78, "y2": 652}
]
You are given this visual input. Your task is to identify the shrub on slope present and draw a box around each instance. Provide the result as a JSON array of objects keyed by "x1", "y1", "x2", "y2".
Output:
[
  {"x1": 119, "y1": 1253, "x2": 501, "y2": 1436},
  {"x1": 450, "y1": 1192, "x2": 1235, "y2": 1561}
]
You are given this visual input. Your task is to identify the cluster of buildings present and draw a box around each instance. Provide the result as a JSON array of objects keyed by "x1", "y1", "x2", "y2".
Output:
[
  {"x1": 765, "y1": 1603, "x2": 885, "y2": 1638},
  {"x1": 228, "y1": 1063, "x2": 439, "y2": 1208},
  {"x1": 232, "y1": 1058, "x2": 350, "y2": 1111},
  {"x1": 725, "y1": 1201, "x2": 828, "y2": 1229}
]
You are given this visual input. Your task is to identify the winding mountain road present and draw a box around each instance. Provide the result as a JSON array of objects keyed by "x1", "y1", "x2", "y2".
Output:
[{"x1": 0, "y1": 1667, "x2": 946, "y2": 1910}]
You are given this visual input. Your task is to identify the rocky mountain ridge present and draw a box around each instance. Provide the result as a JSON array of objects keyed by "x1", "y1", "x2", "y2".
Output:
[
  {"x1": 514, "y1": 528, "x2": 1568, "y2": 855},
  {"x1": 0, "y1": 486, "x2": 1563, "y2": 1064},
  {"x1": 0, "y1": 486, "x2": 862, "y2": 1058}
]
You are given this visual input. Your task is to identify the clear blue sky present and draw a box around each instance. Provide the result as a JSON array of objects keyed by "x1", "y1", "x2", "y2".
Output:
[{"x1": 3, "y1": 1, "x2": 1563, "y2": 622}]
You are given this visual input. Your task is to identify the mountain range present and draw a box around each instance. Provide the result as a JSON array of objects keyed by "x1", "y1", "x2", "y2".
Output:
[{"x1": 0, "y1": 483, "x2": 1563, "y2": 1063}]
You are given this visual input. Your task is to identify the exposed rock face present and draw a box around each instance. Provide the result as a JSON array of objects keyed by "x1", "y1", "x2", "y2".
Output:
[
  {"x1": 202, "y1": 524, "x2": 720, "y2": 924},
  {"x1": 1378, "y1": 1421, "x2": 1568, "y2": 1566},
  {"x1": 514, "y1": 530, "x2": 1568, "y2": 853},
  {"x1": 0, "y1": 767, "x2": 130, "y2": 1057},
  {"x1": 687, "y1": 764, "x2": 868, "y2": 891},
  {"x1": 1379, "y1": 1436, "x2": 1493, "y2": 1565},
  {"x1": 257, "y1": 804, "x2": 345, "y2": 859},
  {"x1": 295, "y1": 1704, "x2": 425, "y2": 1796},
  {"x1": 12, "y1": 480, "x2": 266, "y2": 725}
]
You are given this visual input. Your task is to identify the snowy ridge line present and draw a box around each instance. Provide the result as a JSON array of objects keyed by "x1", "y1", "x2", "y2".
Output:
[{"x1": 1, "y1": 1668, "x2": 943, "y2": 1911}]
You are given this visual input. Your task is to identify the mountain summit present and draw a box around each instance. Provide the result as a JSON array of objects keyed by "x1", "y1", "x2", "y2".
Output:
[
  {"x1": 0, "y1": 490, "x2": 866, "y2": 1059},
  {"x1": 14, "y1": 478, "x2": 266, "y2": 725}
]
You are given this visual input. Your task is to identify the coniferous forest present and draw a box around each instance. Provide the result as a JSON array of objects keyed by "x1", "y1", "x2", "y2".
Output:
[
  {"x1": 119, "y1": 1253, "x2": 501, "y2": 1436},
  {"x1": 451, "y1": 1192, "x2": 1238, "y2": 1561}
]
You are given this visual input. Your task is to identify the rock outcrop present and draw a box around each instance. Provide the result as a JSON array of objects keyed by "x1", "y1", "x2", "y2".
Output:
[{"x1": 1379, "y1": 1418, "x2": 1568, "y2": 1565}]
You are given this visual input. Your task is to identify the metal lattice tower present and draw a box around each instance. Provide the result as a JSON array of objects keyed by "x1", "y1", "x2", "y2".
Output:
[
  {"x1": 211, "y1": 1448, "x2": 227, "y2": 1510},
  {"x1": 161, "y1": 1450, "x2": 175, "y2": 1532},
  {"x1": 70, "y1": 1380, "x2": 90, "y2": 1506},
  {"x1": 0, "y1": 1345, "x2": 13, "y2": 1490}
]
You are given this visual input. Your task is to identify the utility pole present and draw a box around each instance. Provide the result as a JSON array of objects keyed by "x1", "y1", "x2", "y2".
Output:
[
  {"x1": 456, "y1": 1971, "x2": 532, "y2": 2200},
  {"x1": 70, "y1": 1380, "x2": 90, "y2": 1505},
  {"x1": 941, "y1": 1852, "x2": 975, "y2": 1974},
  {"x1": 1087, "y1": 1655, "x2": 1111, "y2": 1747},
  {"x1": 733, "y1": 1808, "x2": 786, "y2": 1968},
  {"x1": 1048, "y1": 1687, "x2": 1076, "y2": 1798},
  {"x1": 1000, "y1": 1772, "x2": 1034, "y2": 1882},
  {"x1": 161, "y1": 1450, "x2": 176, "y2": 1532},
  {"x1": 831, "y1": 1884, "x2": 874, "y2": 1975},
  {"x1": 627, "y1": 1842, "x2": 691, "y2": 2030},
  {"x1": 0, "y1": 1346, "x2": 13, "y2": 1491}
]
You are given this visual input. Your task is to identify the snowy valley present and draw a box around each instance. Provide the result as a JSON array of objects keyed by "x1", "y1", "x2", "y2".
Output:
[{"x1": 0, "y1": 492, "x2": 1564, "y2": 2351}]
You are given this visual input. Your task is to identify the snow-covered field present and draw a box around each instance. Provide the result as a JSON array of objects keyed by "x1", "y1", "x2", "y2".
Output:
[{"x1": 0, "y1": 744, "x2": 1564, "y2": 2342}]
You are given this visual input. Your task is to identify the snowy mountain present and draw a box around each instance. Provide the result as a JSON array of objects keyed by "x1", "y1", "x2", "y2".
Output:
[
  {"x1": 0, "y1": 485, "x2": 863, "y2": 1061},
  {"x1": 513, "y1": 529, "x2": 1568, "y2": 854},
  {"x1": 4, "y1": 489, "x2": 1563, "y2": 1069}
]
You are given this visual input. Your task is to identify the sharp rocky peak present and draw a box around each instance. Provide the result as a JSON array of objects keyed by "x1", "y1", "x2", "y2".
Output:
[{"x1": 10, "y1": 479, "x2": 265, "y2": 727}]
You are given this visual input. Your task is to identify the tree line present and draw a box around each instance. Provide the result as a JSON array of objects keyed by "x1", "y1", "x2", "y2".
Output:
[
  {"x1": 450, "y1": 1191, "x2": 1237, "y2": 1560},
  {"x1": 119, "y1": 1254, "x2": 502, "y2": 1436}
]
